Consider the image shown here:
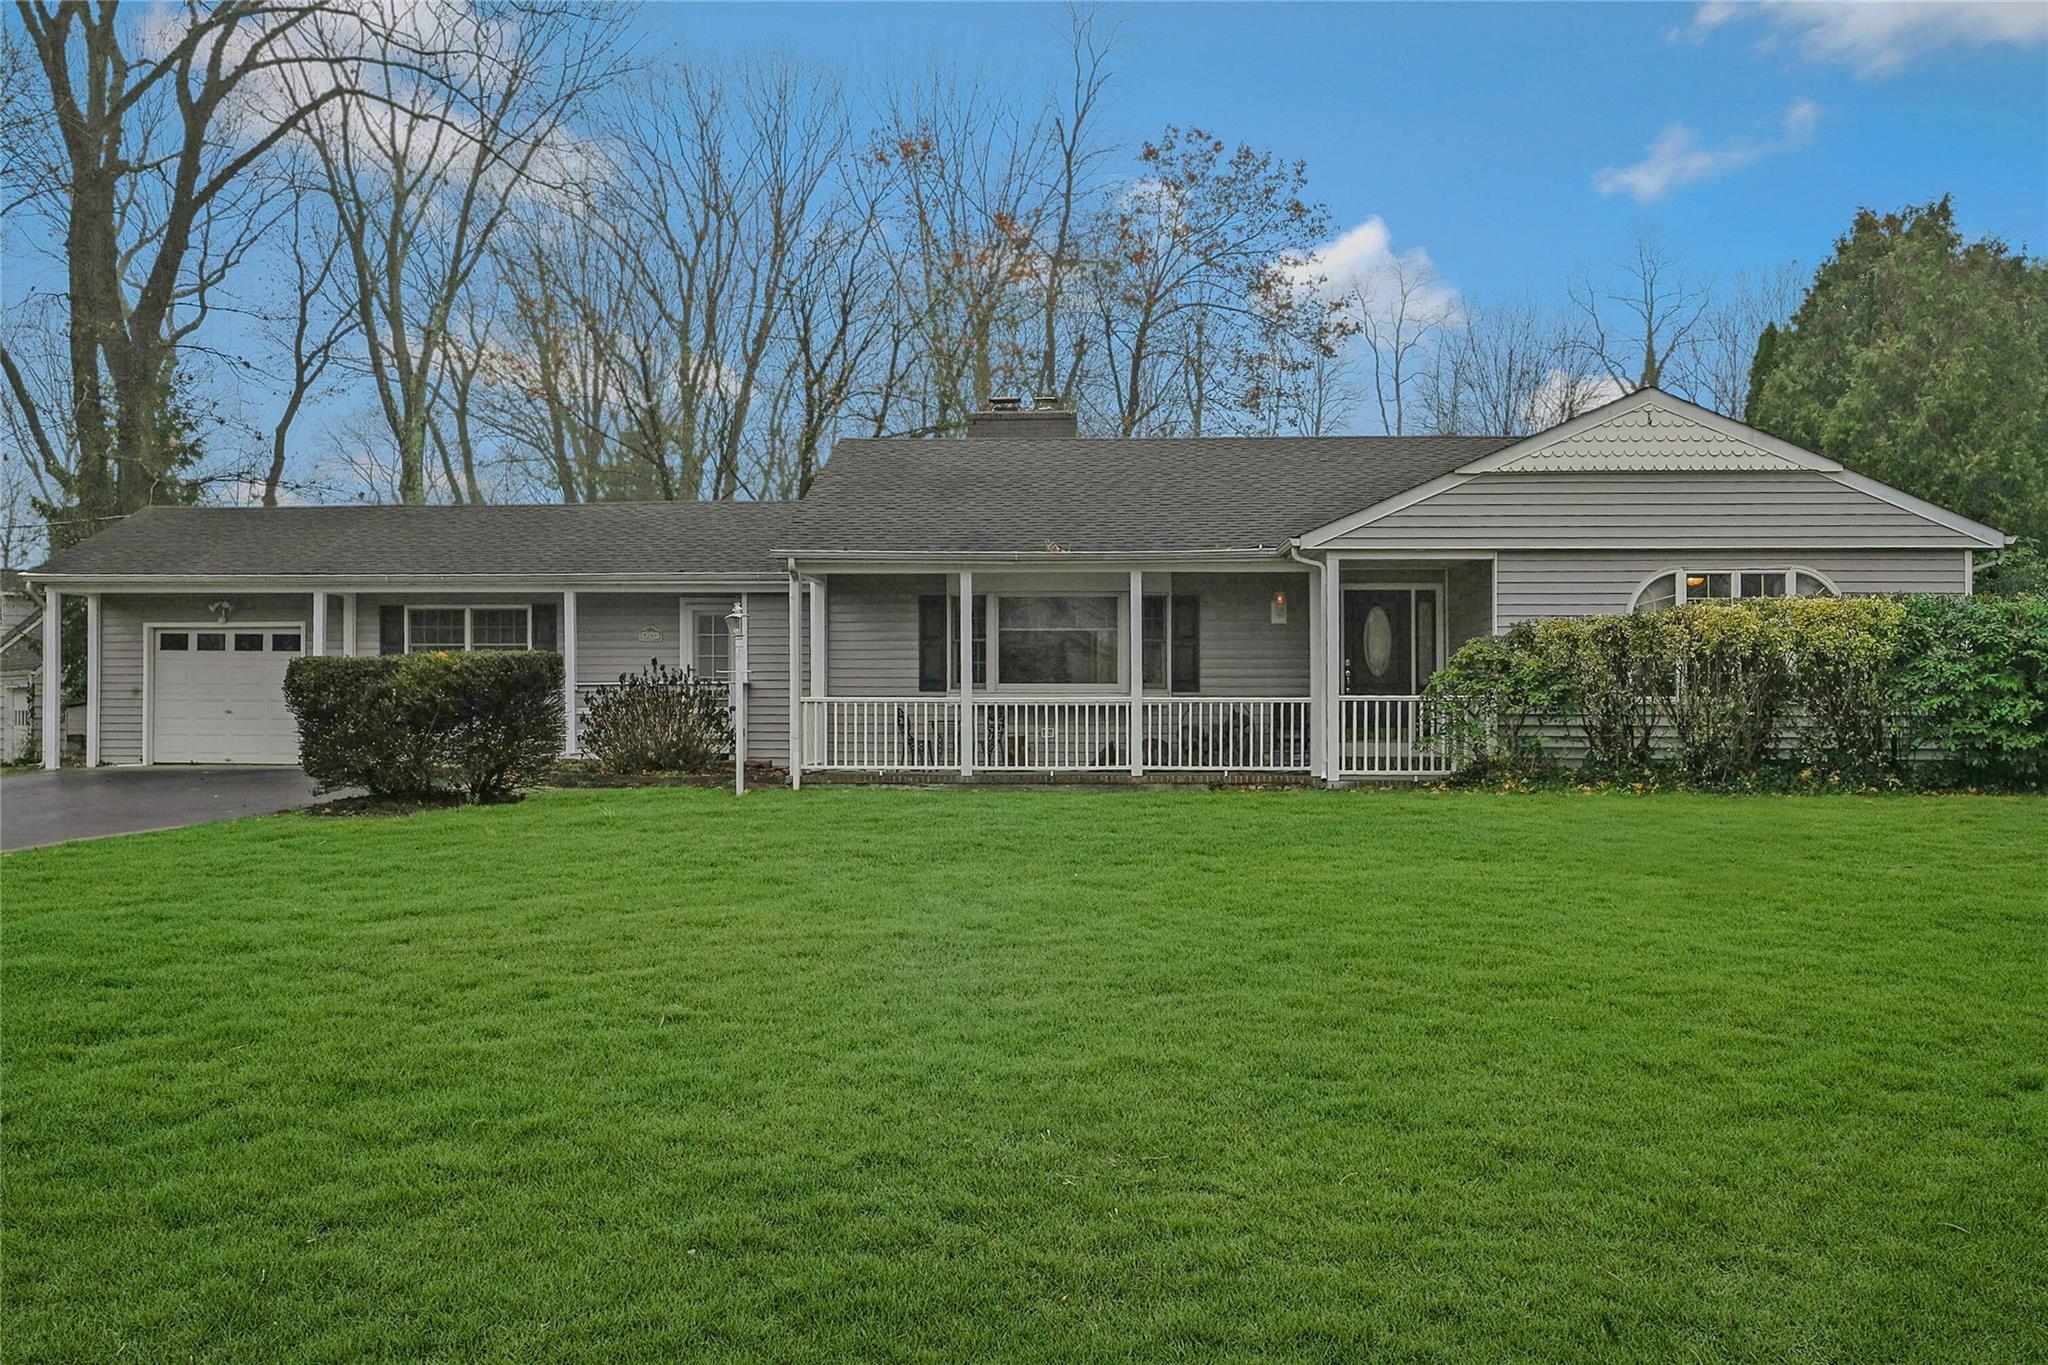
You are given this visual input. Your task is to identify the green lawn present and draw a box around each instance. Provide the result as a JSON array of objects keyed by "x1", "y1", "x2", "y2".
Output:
[{"x1": 4, "y1": 789, "x2": 2044, "y2": 1362}]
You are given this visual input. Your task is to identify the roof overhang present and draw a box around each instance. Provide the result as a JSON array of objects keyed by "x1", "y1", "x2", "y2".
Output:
[
  {"x1": 22, "y1": 571, "x2": 789, "y2": 592},
  {"x1": 775, "y1": 548, "x2": 1295, "y2": 574}
]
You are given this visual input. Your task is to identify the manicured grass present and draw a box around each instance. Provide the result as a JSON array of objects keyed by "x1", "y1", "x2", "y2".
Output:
[{"x1": 4, "y1": 788, "x2": 2044, "y2": 1361}]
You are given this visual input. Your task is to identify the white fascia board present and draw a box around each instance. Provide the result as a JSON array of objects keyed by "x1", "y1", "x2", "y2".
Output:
[
  {"x1": 1451, "y1": 389, "x2": 1843, "y2": 476},
  {"x1": 1822, "y1": 470, "x2": 2012, "y2": 547}
]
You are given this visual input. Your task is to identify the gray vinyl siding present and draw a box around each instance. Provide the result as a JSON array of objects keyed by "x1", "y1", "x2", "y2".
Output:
[
  {"x1": 1168, "y1": 573, "x2": 1309, "y2": 695},
  {"x1": 824, "y1": 575, "x2": 942, "y2": 696},
  {"x1": 822, "y1": 572, "x2": 1310, "y2": 698},
  {"x1": 97, "y1": 592, "x2": 311, "y2": 766},
  {"x1": 1495, "y1": 549, "x2": 1969, "y2": 624},
  {"x1": 1326, "y1": 472, "x2": 1984, "y2": 549},
  {"x1": 743, "y1": 588, "x2": 797, "y2": 764},
  {"x1": 573, "y1": 593, "x2": 745, "y2": 684}
]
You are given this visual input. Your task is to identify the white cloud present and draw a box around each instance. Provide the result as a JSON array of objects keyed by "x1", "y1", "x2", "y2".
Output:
[
  {"x1": 1593, "y1": 99, "x2": 1819, "y2": 203},
  {"x1": 1681, "y1": 1, "x2": 2048, "y2": 78},
  {"x1": 1525, "y1": 368, "x2": 1626, "y2": 430},
  {"x1": 1288, "y1": 216, "x2": 1460, "y2": 329}
]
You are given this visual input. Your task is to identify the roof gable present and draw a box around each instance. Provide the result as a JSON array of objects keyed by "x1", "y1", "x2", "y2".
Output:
[
  {"x1": 1301, "y1": 388, "x2": 2010, "y2": 550},
  {"x1": 1455, "y1": 389, "x2": 1840, "y2": 474}
]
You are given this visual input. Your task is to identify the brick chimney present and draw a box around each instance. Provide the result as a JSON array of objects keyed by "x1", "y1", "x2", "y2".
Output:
[{"x1": 967, "y1": 392, "x2": 1078, "y2": 439}]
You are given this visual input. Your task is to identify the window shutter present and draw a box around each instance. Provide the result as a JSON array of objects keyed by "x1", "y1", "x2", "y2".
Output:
[
  {"x1": 532, "y1": 603, "x2": 558, "y2": 652},
  {"x1": 379, "y1": 605, "x2": 405, "y2": 655},
  {"x1": 917, "y1": 596, "x2": 947, "y2": 692},
  {"x1": 1171, "y1": 596, "x2": 1200, "y2": 693},
  {"x1": 971, "y1": 595, "x2": 987, "y2": 686}
]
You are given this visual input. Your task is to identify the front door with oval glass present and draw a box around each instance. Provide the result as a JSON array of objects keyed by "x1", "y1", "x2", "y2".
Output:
[{"x1": 1342, "y1": 588, "x2": 1440, "y2": 695}]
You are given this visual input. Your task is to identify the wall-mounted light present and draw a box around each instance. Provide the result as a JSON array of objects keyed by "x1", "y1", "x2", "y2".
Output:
[
  {"x1": 1270, "y1": 590, "x2": 1289, "y2": 625},
  {"x1": 207, "y1": 600, "x2": 233, "y2": 623}
]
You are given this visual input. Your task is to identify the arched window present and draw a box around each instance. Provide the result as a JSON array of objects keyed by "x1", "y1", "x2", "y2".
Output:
[{"x1": 1630, "y1": 567, "x2": 1838, "y2": 613}]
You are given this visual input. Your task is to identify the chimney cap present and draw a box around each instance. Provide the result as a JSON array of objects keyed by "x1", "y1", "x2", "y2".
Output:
[
  {"x1": 986, "y1": 394, "x2": 1022, "y2": 412},
  {"x1": 1033, "y1": 391, "x2": 1065, "y2": 411}
]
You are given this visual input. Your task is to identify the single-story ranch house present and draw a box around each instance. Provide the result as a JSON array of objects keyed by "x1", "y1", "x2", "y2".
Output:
[{"x1": 25, "y1": 388, "x2": 2012, "y2": 783}]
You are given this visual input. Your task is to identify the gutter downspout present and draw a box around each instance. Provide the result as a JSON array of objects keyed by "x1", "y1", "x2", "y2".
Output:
[{"x1": 1285, "y1": 542, "x2": 1331, "y2": 786}]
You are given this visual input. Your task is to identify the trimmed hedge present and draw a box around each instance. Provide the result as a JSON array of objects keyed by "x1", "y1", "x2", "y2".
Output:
[
  {"x1": 1425, "y1": 594, "x2": 2047, "y2": 788},
  {"x1": 283, "y1": 652, "x2": 564, "y2": 802}
]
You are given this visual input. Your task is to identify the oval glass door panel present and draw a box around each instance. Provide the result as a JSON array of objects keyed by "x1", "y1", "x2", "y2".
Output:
[{"x1": 1364, "y1": 606, "x2": 1394, "y2": 678}]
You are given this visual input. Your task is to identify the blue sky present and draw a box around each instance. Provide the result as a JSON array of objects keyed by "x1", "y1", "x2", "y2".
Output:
[{"x1": 647, "y1": 1, "x2": 2048, "y2": 303}]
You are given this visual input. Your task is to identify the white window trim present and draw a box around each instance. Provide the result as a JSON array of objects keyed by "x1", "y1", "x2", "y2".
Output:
[
  {"x1": 684, "y1": 604, "x2": 734, "y2": 679},
  {"x1": 987, "y1": 591, "x2": 1127, "y2": 693},
  {"x1": 403, "y1": 604, "x2": 534, "y2": 653},
  {"x1": 1628, "y1": 566, "x2": 1841, "y2": 613}
]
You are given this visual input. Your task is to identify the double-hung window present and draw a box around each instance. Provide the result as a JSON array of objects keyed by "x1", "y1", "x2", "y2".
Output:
[
  {"x1": 690, "y1": 608, "x2": 734, "y2": 681},
  {"x1": 1141, "y1": 596, "x2": 1201, "y2": 692},
  {"x1": 405, "y1": 605, "x2": 532, "y2": 652}
]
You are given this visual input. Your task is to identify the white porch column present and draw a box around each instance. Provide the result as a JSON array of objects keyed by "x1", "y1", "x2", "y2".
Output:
[
  {"x1": 1321, "y1": 555, "x2": 1344, "y2": 784},
  {"x1": 342, "y1": 592, "x2": 359, "y2": 656},
  {"x1": 1128, "y1": 568, "x2": 1144, "y2": 776},
  {"x1": 1304, "y1": 560, "x2": 1325, "y2": 781},
  {"x1": 561, "y1": 589, "x2": 579, "y2": 757},
  {"x1": 807, "y1": 577, "x2": 827, "y2": 697},
  {"x1": 84, "y1": 593, "x2": 101, "y2": 767},
  {"x1": 310, "y1": 591, "x2": 327, "y2": 656},
  {"x1": 787, "y1": 569, "x2": 804, "y2": 788},
  {"x1": 40, "y1": 589, "x2": 60, "y2": 769},
  {"x1": 958, "y1": 570, "x2": 974, "y2": 777}
]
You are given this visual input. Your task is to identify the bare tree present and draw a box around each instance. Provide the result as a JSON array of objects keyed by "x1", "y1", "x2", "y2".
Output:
[
  {"x1": 1030, "y1": 5, "x2": 1115, "y2": 400},
  {"x1": 1420, "y1": 294, "x2": 1607, "y2": 437},
  {"x1": 1088, "y1": 126, "x2": 1337, "y2": 436},
  {"x1": 1693, "y1": 262, "x2": 1802, "y2": 417},
  {"x1": 863, "y1": 67, "x2": 1054, "y2": 436},
  {"x1": 1568, "y1": 229, "x2": 1710, "y2": 394},
  {"x1": 5, "y1": 0, "x2": 387, "y2": 545},
  {"x1": 258, "y1": 176, "x2": 357, "y2": 505},
  {"x1": 1345, "y1": 253, "x2": 1450, "y2": 436},
  {"x1": 296, "y1": 1, "x2": 624, "y2": 503}
]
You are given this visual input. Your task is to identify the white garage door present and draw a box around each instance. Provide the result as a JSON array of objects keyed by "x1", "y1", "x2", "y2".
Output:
[{"x1": 152, "y1": 626, "x2": 304, "y2": 764}]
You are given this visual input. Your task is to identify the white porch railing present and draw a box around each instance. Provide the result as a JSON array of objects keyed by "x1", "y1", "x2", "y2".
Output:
[
  {"x1": 802, "y1": 697, "x2": 962, "y2": 770},
  {"x1": 1337, "y1": 695, "x2": 1461, "y2": 778},
  {"x1": 802, "y1": 696, "x2": 1314, "y2": 773},
  {"x1": 1141, "y1": 698, "x2": 1313, "y2": 771}
]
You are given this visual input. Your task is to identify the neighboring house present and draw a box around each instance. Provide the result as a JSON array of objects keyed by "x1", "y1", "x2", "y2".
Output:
[
  {"x1": 2, "y1": 569, "x2": 45, "y2": 763},
  {"x1": 22, "y1": 389, "x2": 2011, "y2": 782}
]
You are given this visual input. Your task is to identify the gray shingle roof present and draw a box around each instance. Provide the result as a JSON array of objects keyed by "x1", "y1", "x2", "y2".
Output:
[
  {"x1": 33, "y1": 500, "x2": 804, "y2": 577},
  {"x1": 31, "y1": 434, "x2": 1517, "y2": 577},
  {"x1": 790, "y1": 435, "x2": 1516, "y2": 554}
]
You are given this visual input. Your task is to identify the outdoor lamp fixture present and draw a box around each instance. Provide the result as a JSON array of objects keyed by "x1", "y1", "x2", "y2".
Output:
[
  {"x1": 207, "y1": 600, "x2": 233, "y2": 623},
  {"x1": 1270, "y1": 590, "x2": 1289, "y2": 625}
]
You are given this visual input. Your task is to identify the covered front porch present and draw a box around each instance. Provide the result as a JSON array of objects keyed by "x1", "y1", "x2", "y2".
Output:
[{"x1": 786, "y1": 554, "x2": 1493, "y2": 783}]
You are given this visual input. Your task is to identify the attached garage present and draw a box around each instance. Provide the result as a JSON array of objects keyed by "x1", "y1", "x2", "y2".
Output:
[{"x1": 149, "y1": 624, "x2": 304, "y2": 764}]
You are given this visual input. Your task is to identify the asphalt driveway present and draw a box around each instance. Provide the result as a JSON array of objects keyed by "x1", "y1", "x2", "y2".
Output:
[{"x1": 0, "y1": 767, "x2": 334, "y2": 852}]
